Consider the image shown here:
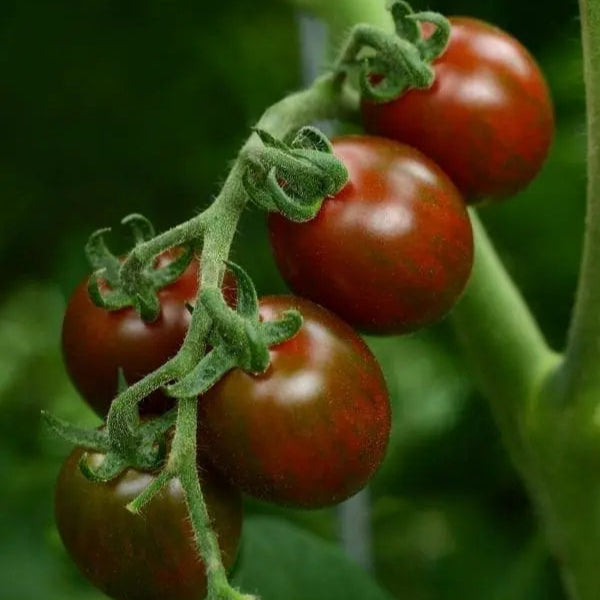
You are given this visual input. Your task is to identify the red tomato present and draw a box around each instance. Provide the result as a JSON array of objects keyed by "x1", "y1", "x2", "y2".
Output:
[
  {"x1": 268, "y1": 136, "x2": 473, "y2": 334},
  {"x1": 62, "y1": 250, "x2": 235, "y2": 417},
  {"x1": 361, "y1": 18, "x2": 554, "y2": 201},
  {"x1": 197, "y1": 295, "x2": 391, "y2": 508},
  {"x1": 55, "y1": 447, "x2": 242, "y2": 600}
]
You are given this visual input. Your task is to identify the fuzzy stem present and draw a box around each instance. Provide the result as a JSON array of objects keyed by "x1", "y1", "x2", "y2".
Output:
[
  {"x1": 563, "y1": 0, "x2": 600, "y2": 399},
  {"x1": 106, "y1": 72, "x2": 356, "y2": 449},
  {"x1": 174, "y1": 398, "x2": 256, "y2": 600}
]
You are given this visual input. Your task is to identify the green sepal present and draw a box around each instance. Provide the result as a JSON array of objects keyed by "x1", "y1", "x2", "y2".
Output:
[
  {"x1": 81, "y1": 413, "x2": 173, "y2": 482},
  {"x1": 225, "y1": 260, "x2": 258, "y2": 320},
  {"x1": 243, "y1": 126, "x2": 348, "y2": 223},
  {"x1": 41, "y1": 411, "x2": 110, "y2": 452},
  {"x1": 133, "y1": 289, "x2": 161, "y2": 323},
  {"x1": 44, "y1": 404, "x2": 176, "y2": 483},
  {"x1": 165, "y1": 346, "x2": 237, "y2": 398},
  {"x1": 117, "y1": 368, "x2": 128, "y2": 393},
  {"x1": 85, "y1": 228, "x2": 121, "y2": 287},
  {"x1": 388, "y1": 0, "x2": 421, "y2": 44},
  {"x1": 83, "y1": 215, "x2": 194, "y2": 323},
  {"x1": 253, "y1": 128, "x2": 289, "y2": 151},
  {"x1": 79, "y1": 451, "x2": 129, "y2": 482},
  {"x1": 167, "y1": 262, "x2": 304, "y2": 398},
  {"x1": 266, "y1": 167, "x2": 324, "y2": 223},
  {"x1": 242, "y1": 320, "x2": 271, "y2": 373},
  {"x1": 290, "y1": 126, "x2": 334, "y2": 153},
  {"x1": 121, "y1": 213, "x2": 156, "y2": 245},
  {"x1": 261, "y1": 309, "x2": 303, "y2": 346},
  {"x1": 359, "y1": 42, "x2": 434, "y2": 102},
  {"x1": 409, "y1": 12, "x2": 451, "y2": 61},
  {"x1": 87, "y1": 272, "x2": 131, "y2": 310},
  {"x1": 150, "y1": 245, "x2": 195, "y2": 288}
]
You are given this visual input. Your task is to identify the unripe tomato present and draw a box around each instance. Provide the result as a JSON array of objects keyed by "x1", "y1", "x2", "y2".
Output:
[
  {"x1": 361, "y1": 18, "x2": 554, "y2": 201},
  {"x1": 62, "y1": 250, "x2": 235, "y2": 417},
  {"x1": 268, "y1": 136, "x2": 473, "y2": 334},
  {"x1": 55, "y1": 447, "x2": 242, "y2": 600},
  {"x1": 198, "y1": 295, "x2": 391, "y2": 508}
]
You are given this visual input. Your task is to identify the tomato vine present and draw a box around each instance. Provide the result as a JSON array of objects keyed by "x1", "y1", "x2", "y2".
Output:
[{"x1": 44, "y1": 0, "x2": 600, "y2": 598}]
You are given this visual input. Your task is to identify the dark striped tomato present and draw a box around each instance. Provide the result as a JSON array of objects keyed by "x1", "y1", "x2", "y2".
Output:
[
  {"x1": 55, "y1": 447, "x2": 242, "y2": 600},
  {"x1": 268, "y1": 136, "x2": 473, "y2": 334},
  {"x1": 62, "y1": 250, "x2": 236, "y2": 417},
  {"x1": 361, "y1": 18, "x2": 554, "y2": 201},
  {"x1": 198, "y1": 295, "x2": 391, "y2": 508}
]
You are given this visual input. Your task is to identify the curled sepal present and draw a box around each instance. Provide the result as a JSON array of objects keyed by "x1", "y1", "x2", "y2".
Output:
[
  {"x1": 41, "y1": 411, "x2": 110, "y2": 452},
  {"x1": 167, "y1": 262, "x2": 303, "y2": 399},
  {"x1": 165, "y1": 346, "x2": 237, "y2": 398},
  {"x1": 85, "y1": 228, "x2": 121, "y2": 287},
  {"x1": 261, "y1": 310, "x2": 302, "y2": 346},
  {"x1": 122, "y1": 213, "x2": 156, "y2": 245},
  {"x1": 242, "y1": 163, "x2": 278, "y2": 212},
  {"x1": 87, "y1": 271, "x2": 132, "y2": 310},
  {"x1": 82, "y1": 214, "x2": 182, "y2": 323},
  {"x1": 253, "y1": 128, "x2": 289, "y2": 151},
  {"x1": 81, "y1": 415, "x2": 172, "y2": 482},
  {"x1": 359, "y1": 41, "x2": 434, "y2": 102},
  {"x1": 243, "y1": 126, "x2": 348, "y2": 223},
  {"x1": 290, "y1": 126, "x2": 334, "y2": 153},
  {"x1": 388, "y1": 0, "x2": 421, "y2": 44},
  {"x1": 266, "y1": 167, "x2": 324, "y2": 223},
  {"x1": 225, "y1": 260, "x2": 258, "y2": 320},
  {"x1": 150, "y1": 245, "x2": 195, "y2": 289},
  {"x1": 133, "y1": 288, "x2": 161, "y2": 323},
  {"x1": 409, "y1": 12, "x2": 451, "y2": 62},
  {"x1": 79, "y1": 451, "x2": 129, "y2": 482}
]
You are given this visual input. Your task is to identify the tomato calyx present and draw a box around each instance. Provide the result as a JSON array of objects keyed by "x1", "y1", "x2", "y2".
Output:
[
  {"x1": 42, "y1": 406, "x2": 175, "y2": 482},
  {"x1": 86, "y1": 213, "x2": 195, "y2": 322},
  {"x1": 242, "y1": 126, "x2": 348, "y2": 223},
  {"x1": 336, "y1": 0, "x2": 450, "y2": 102},
  {"x1": 165, "y1": 261, "x2": 302, "y2": 399}
]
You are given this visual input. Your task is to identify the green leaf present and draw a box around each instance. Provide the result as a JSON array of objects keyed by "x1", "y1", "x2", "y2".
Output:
[{"x1": 232, "y1": 517, "x2": 394, "y2": 600}]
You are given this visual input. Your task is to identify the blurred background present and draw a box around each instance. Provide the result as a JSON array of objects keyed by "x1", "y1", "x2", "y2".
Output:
[{"x1": 0, "y1": 0, "x2": 585, "y2": 598}]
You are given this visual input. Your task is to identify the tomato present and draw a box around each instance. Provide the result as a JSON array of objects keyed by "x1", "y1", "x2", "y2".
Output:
[
  {"x1": 268, "y1": 136, "x2": 473, "y2": 334},
  {"x1": 197, "y1": 295, "x2": 391, "y2": 508},
  {"x1": 361, "y1": 18, "x2": 554, "y2": 201},
  {"x1": 62, "y1": 250, "x2": 235, "y2": 417},
  {"x1": 55, "y1": 447, "x2": 242, "y2": 600}
]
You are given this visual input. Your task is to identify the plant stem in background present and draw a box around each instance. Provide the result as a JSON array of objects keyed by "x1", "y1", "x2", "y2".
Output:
[{"x1": 563, "y1": 0, "x2": 600, "y2": 399}]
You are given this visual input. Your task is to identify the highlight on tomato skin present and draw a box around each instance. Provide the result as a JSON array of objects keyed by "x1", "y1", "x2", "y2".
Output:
[
  {"x1": 197, "y1": 294, "x2": 392, "y2": 509},
  {"x1": 61, "y1": 250, "x2": 236, "y2": 418},
  {"x1": 268, "y1": 135, "x2": 474, "y2": 335},
  {"x1": 361, "y1": 17, "x2": 555, "y2": 201},
  {"x1": 54, "y1": 447, "x2": 243, "y2": 600}
]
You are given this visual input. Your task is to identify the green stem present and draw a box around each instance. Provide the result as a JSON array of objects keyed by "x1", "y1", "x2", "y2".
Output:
[
  {"x1": 451, "y1": 214, "x2": 559, "y2": 442},
  {"x1": 102, "y1": 69, "x2": 361, "y2": 600},
  {"x1": 563, "y1": 0, "x2": 600, "y2": 399},
  {"x1": 289, "y1": 0, "x2": 392, "y2": 43},
  {"x1": 174, "y1": 398, "x2": 256, "y2": 600}
]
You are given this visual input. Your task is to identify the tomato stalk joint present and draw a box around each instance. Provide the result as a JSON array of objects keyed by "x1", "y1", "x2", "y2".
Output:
[
  {"x1": 335, "y1": 0, "x2": 450, "y2": 102},
  {"x1": 165, "y1": 262, "x2": 303, "y2": 399},
  {"x1": 85, "y1": 213, "x2": 195, "y2": 322},
  {"x1": 242, "y1": 126, "x2": 348, "y2": 222}
]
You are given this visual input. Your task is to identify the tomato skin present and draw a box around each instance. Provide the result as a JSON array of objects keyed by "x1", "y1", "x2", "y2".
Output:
[
  {"x1": 62, "y1": 251, "x2": 235, "y2": 417},
  {"x1": 198, "y1": 295, "x2": 391, "y2": 508},
  {"x1": 268, "y1": 136, "x2": 473, "y2": 334},
  {"x1": 361, "y1": 18, "x2": 554, "y2": 200},
  {"x1": 55, "y1": 448, "x2": 242, "y2": 600}
]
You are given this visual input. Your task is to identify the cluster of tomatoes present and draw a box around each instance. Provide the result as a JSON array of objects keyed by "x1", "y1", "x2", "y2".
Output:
[{"x1": 55, "y1": 15, "x2": 553, "y2": 600}]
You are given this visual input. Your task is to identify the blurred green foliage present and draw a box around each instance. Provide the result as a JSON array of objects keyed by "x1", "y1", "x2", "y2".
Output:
[{"x1": 0, "y1": 0, "x2": 584, "y2": 598}]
